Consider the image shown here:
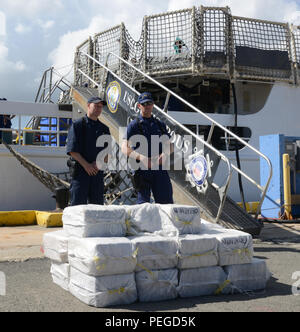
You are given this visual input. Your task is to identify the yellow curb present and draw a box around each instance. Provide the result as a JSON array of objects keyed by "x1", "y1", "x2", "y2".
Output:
[
  {"x1": 0, "y1": 211, "x2": 63, "y2": 227},
  {"x1": 35, "y1": 211, "x2": 63, "y2": 228},
  {"x1": 0, "y1": 211, "x2": 36, "y2": 226}
]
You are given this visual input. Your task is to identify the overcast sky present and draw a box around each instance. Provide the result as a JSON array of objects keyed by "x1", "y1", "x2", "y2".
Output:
[{"x1": 0, "y1": 0, "x2": 300, "y2": 103}]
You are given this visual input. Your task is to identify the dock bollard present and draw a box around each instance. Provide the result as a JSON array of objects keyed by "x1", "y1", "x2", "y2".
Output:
[
  {"x1": 282, "y1": 154, "x2": 293, "y2": 220},
  {"x1": 53, "y1": 187, "x2": 70, "y2": 210}
]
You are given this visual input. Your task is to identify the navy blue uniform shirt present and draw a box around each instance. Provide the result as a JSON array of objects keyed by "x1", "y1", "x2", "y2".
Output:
[
  {"x1": 66, "y1": 115, "x2": 110, "y2": 163},
  {"x1": 125, "y1": 115, "x2": 170, "y2": 157}
]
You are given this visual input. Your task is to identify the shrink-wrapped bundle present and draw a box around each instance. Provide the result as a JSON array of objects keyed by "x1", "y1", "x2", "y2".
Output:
[
  {"x1": 124, "y1": 204, "x2": 163, "y2": 236},
  {"x1": 223, "y1": 258, "x2": 271, "y2": 293},
  {"x1": 50, "y1": 262, "x2": 70, "y2": 292},
  {"x1": 159, "y1": 205, "x2": 202, "y2": 235},
  {"x1": 68, "y1": 237, "x2": 136, "y2": 276},
  {"x1": 62, "y1": 205, "x2": 126, "y2": 238},
  {"x1": 43, "y1": 230, "x2": 69, "y2": 263},
  {"x1": 177, "y1": 266, "x2": 228, "y2": 298},
  {"x1": 69, "y1": 267, "x2": 137, "y2": 307},
  {"x1": 216, "y1": 229, "x2": 253, "y2": 266},
  {"x1": 136, "y1": 269, "x2": 178, "y2": 302},
  {"x1": 177, "y1": 234, "x2": 218, "y2": 269},
  {"x1": 130, "y1": 235, "x2": 178, "y2": 272}
]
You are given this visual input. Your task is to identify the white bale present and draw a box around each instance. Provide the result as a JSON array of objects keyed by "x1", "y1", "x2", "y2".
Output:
[
  {"x1": 62, "y1": 204, "x2": 126, "y2": 238},
  {"x1": 130, "y1": 235, "x2": 178, "y2": 272},
  {"x1": 177, "y1": 266, "x2": 228, "y2": 298},
  {"x1": 50, "y1": 262, "x2": 70, "y2": 292},
  {"x1": 69, "y1": 267, "x2": 137, "y2": 307},
  {"x1": 68, "y1": 237, "x2": 136, "y2": 276},
  {"x1": 124, "y1": 204, "x2": 163, "y2": 236},
  {"x1": 177, "y1": 234, "x2": 218, "y2": 269},
  {"x1": 223, "y1": 258, "x2": 271, "y2": 293},
  {"x1": 136, "y1": 269, "x2": 178, "y2": 302},
  {"x1": 216, "y1": 229, "x2": 254, "y2": 266},
  {"x1": 159, "y1": 204, "x2": 202, "y2": 235},
  {"x1": 200, "y1": 219, "x2": 226, "y2": 233},
  {"x1": 43, "y1": 230, "x2": 69, "y2": 263}
]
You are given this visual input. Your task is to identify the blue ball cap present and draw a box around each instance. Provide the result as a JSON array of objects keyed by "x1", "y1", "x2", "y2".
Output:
[
  {"x1": 138, "y1": 92, "x2": 154, "y2": 104},
  {"x1": 87, "y1": 96, "x2": 107, "y2": 106}
]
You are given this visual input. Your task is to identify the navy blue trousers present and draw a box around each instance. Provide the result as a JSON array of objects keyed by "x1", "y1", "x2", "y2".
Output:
[
  {"x1": 70, "y1": 170, "x2": 104, "y2": 206},
  {"x1": 137, "y1": 170, "x2": 173, "y2": 204}
]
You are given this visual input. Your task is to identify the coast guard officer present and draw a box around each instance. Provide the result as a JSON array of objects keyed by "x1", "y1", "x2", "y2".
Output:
[
  {"x1": 66, "y1": 96, "x2": 111, "y2": 206},
  {"x1": 122, "y1": 92, "x2": 174, "y2": 204}
]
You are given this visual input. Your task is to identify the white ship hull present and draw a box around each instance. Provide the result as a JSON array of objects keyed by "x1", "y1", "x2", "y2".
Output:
[
  {"x1": 0, "y1": 145, "x2": 68, "y2": 211},
  {"x1": 0, "y1": 101, "x2": 71, "y2": 211},
  {"x1": 169, "y1": 83, "x2": 300, "y2": 202}
]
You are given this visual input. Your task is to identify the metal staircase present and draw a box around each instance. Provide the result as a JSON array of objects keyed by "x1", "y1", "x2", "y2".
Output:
[{"x1": 71, "y1": 51, "x2": 273, "y2": 237}]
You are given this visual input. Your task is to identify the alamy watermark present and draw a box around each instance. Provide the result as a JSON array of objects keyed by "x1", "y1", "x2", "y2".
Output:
[
  {"x1": 292, "y1": 271, "x2": 300, "y2": 296},
  {"x1": 95, "y1": 130, "x2": 205, "y2": 172},
  {"x1": 0, "y1": 271, "x2": 6, "y2": 296}
]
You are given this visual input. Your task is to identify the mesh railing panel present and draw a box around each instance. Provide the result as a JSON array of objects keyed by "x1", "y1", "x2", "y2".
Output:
[
  {"x1": 93, "y1": 25, "x2": 123, "y2": 84},
  {"x1": 199, "y1": 7, "x2": 230, "y2": 72},
  {"x1": 144, "y1": 9, "x2": 194, "y2": 74},
  {"x1": 74, "y1": 7, "x2": 300, "y2": 85},
  {"x1": 120, "y1": 27, "x2": 145, "y2": 84},
  {"x1": 75, "y1": 39, "x2": 91, "y2": 86},
  {"x1": 232, "y1": 16, "x2": 293, "y2": 81}
]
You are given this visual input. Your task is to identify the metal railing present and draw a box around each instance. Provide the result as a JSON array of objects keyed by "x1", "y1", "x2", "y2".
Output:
[
  {"x1": 74, "y1": 6, "x2": 300, "y2": 85},
  {"x1": 76, "y1": 51, "x2": 273, "y2": 219}
]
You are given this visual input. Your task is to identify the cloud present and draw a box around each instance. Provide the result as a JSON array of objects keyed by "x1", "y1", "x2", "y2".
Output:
[
  {"x1": 48, "y1": 0, "x2": 167, "y2": 78},
  {"x1": 15, "y1": 23, "x2": 32, "y2": 34},
  {"x1": 48, "y1": 15, "x2": 109, "y2": 79},
  {"x1": 285, "y1": 11, "x2": 300, "y2": 25},
  {"x1": 0, "y1": 0, "x2": 63, "y2": 18},
  {"x1": 0, "y1": 41, "x2": 27, "y2": 72},
  {"x1": 37, "y1": 19, "x2": 55, "y2": 30},
  {"x1": 0, "y1": 11, "x2": 6, "y2": 36},
  {"x1": 167, "y1": 0, "x2": 300, "y2": 23}
]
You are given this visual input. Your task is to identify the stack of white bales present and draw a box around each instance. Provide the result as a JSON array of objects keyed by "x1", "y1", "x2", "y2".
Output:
[
  {"x1": 159, "y1": 205, "x2": 225, "y2": 298},
  {"x1": 157, "y1": 205, "x2": 270, "y2": 297},
  {"x1": 43, "y1": 230, "x2": 70, "y2": 292},
  {"x1": 45, "y1": 205, "x2": 138, "y2": 307},
  {"x1": 43, "y1": 203, "x2": 271, "y2": 307},
  {"x1": 124, "y1": 204, "x2": 179, "y2": 302}
]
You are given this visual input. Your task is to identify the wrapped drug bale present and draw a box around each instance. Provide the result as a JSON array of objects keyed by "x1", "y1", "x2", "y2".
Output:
[
  {"x1": 216, "y1": 229, "x2": 254, "y2": 266},
  {"x1": 130, "y1": 235, "x2": 178, "y2": 272},
  {"x1": 68, "y1": 237, "x2": 136, "y2": 276},
  {"x1": 124, "y1": 204, "x2": 163, "y2": 236},
  {"x1": 159, "y1": 205, "x2": 202, "y2": 235},
  {"x1": 50, "y1": 262, "x2": 70, "y2": 292},
  {"x1": 136, "y1": 269, "x2": 178, "y2": 302},
  {"x1": 69, "y1": 267, "x2": 137, "y2": 307},
  {"x1": 62, "y1": 205, "x2": 126, "y2": 238},
  {"x1": 177, "y1": 234, "x2": 218, "y2": 269},
  {"x1": 177, "y1": 266, "x2": 228, "y2": 298},
  {"x1": 43, "y1": 230, "x2": 69, "y2": 263},
  {"x1": 222, "y1": 258, "x2": 271, "y2": 294},
  {"x1": 200, "y1": 219, "x2": 226, "y2": 233}
]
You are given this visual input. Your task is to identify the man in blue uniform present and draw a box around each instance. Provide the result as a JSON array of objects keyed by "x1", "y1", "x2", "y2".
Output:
[
  {"x1": 66, "y1": 96, "x2": 111, "y2": 206},
  {"x1": 122, "y1": 92, "x2": 174, "y2": 204}
]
